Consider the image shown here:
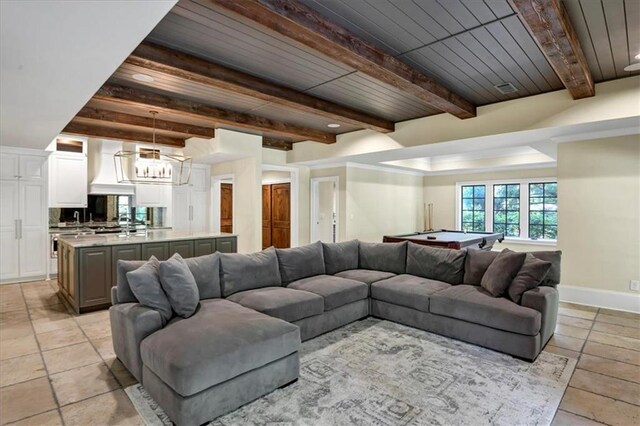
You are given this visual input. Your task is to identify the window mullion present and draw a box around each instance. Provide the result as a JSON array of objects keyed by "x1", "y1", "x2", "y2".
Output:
[
  {"x1": 521, "y1": 184, "x2": 529, "y2": 239},
  {"x1": 486, "y1": 184, "x2": 493, "y2": 232}
]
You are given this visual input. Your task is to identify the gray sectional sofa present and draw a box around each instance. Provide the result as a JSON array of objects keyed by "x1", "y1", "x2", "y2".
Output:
[{"x1": 110, "y1": 239, "x2": 561, "y2": 425}]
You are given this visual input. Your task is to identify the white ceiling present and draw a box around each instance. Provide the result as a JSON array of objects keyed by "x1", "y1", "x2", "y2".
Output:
[{"x1": 0, "y1": 0, "x2": 176, "y2": 149}]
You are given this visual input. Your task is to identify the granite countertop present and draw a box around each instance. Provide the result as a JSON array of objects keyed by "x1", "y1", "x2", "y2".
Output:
[{"x1": 58, "y1": 230, "x2": 237, "y2": 248}]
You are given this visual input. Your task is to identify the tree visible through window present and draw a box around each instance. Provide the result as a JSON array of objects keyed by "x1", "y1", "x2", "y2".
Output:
[
  {"x1": 461, "y1": 185, "x2": 486, "y2": 232},
  {"x1": 493, "y1": 184, "x2": 520, "y2": 237},
  {"x1": 529, "y1": 182, "x2": 557, "y2": 240}
]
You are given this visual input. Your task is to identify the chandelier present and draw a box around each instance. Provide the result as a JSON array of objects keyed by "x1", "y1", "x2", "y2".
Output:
[{"x1": 114, "y1": 111, "x2": 192, "y2": 185}]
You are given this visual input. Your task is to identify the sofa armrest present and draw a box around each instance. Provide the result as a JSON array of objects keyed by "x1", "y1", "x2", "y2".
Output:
[
  {"x1": 111, "y1": 286, "x2": 118, "y2": 305},
  {"x1": 109, "y1": 303, "x2": 163, "y2": 382},
  {"x1": 521, "y1": 286, "x2": 559, "y2": 349}
]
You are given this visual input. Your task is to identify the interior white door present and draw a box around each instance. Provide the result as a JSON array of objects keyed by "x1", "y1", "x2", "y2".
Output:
[
  {"x1": 19, "y1": 181, "x2": 46, "y2": 277},
  {"x1": 316, "y1": 180, "x2": 336, "y2": 242},
  {"x1": 172, "y1": 187, "x2": 190, "y2": 231},
  {"x1": 190, "y1": 190, "x2": 208, "y2": 232},
  {"x1": 0, "y1": 180, "x2": 20, "y2": 280}
]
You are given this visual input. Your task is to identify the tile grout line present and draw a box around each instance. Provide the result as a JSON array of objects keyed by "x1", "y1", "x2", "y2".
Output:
[{"x1": 16, "y1": 282, "x2": 67, "y2": 426}]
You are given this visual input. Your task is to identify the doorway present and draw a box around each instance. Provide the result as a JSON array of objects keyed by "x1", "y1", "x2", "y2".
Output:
[
  {"x1": 311, "y1": 176, "x2": 338, "y2": 243},
  {"x1": 262, "y1": 171, "x2": 291, "y2": 249},
  {"x1": 210, "y1": 175, "x2": 234, "y2": 234},
  {"x1": 220, "y1": 183, "x2": 233, "y2": 233}
]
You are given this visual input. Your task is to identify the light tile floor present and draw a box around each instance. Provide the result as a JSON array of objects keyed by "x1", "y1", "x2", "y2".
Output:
[{"x1": 0, "y1": 280, "x2": 639, "y2": 425}]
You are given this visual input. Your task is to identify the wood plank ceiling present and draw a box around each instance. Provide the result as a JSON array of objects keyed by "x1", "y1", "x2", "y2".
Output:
[{"x1": 64, "y1": 0, "x2": 639, "y2": 150}]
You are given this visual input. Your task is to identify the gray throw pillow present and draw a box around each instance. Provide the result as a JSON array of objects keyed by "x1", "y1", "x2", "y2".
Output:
[
  {"x1": 220, "y1": 247, "x2": 282, "y2": 297},
  {"x1": 276, "y1": 241, "x2": 325, "y2": 284},
  {"x1": 183, "y1": 253, "x2": 221, "y2": 299},
  {"x1": 508, "y1": 254, "x2": 552, "y2": 303},
  {"x1": 359, "y1": 241, "x2": 407, "y2": 275},
  {"x1": 116, "y1": 260, "x2": 146, "y2": 303},
  {"x1": 126, "y1": 256, "x2": 172, "y2": 325},
  {"x1": 529, "y1": 251, "x2": 562, "y2": 287},
  {"x1": 480, "y1": 250, "x2": 527, "y2": 297},
  {"x1": 463, "y1": 249, "x2": 499, "y2": 285},
  {"x1": 322, "y1": 240, "x2": 359, "y2": 275},
  {"x1": 159, "y1": 253, "x2": 200, "y2": 318},
  {"x1": 406, "y1": 242, "x2": 466, "y2": 285}
]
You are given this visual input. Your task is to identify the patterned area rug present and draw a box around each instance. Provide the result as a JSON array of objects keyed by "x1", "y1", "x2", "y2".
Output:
[{"x1": 126, "y1": 319, "x2": 575, "y2": 426}]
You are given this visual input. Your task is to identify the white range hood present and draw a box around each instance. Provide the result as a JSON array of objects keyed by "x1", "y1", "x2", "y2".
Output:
[{"x1": 88, "y1": 139, "x2": 135, "y2": 195}]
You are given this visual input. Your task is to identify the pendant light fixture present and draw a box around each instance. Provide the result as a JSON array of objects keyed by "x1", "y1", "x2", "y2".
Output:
[{"x1": 114, "y1": 111, "x2": 192, "y2": 185}]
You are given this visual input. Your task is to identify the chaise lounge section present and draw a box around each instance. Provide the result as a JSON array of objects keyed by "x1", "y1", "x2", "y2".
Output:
[{"x1": 110, "y1": 239, "x2": 561, "y2": 425}]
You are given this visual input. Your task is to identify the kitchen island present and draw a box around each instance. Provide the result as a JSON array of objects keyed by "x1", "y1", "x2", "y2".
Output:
[{"x1": 57, "y1": 231, "x2": 237, "y2": 314}]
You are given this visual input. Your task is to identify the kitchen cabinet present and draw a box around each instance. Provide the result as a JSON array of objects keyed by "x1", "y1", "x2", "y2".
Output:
[
  {"x1": 216, "y1": 237, "x2": 237, "y2": 253},
  {"x1": 78, "y1": 247, "x2": 111, "y2": 308},
  {"x1": 135, "y1": 183, "x2": 171, "y2": 207},
  {"x1": 141, "y1": 242, "x2": 169, "y2": 261},
  {"x1": 0, "y1": 150, "x2": 48, "y2": 283},
  {"x1": 173, "y1": 165, "x2": 210, "y2": 232},
  {"x1": 169, "y1": 240, "x2": 194, "y2": 258},
  {"x1": 49, "y1": 151, "x2": 87, "y2": 207},
  {"x1": 194, "y1": 239, "x2": 216, "y2": 256}
]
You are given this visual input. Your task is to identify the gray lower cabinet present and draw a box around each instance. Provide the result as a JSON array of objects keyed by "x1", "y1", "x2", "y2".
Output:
[
  {"x1": 142, "y1": 242, "x2": 169, "y2": 261},
  {"x1": 78, "y1": 247, "x2": 112, "y2": 309},
  {"x1": 169, "y1": 240, "x2": 194, "y2": 258},
  {"x1": 194, "y1": 239, "x2": 216, "y2": 256},
  {"x1": 111, "y1": 245, "x2": 141, "y2": 287},
  {"x1": 216, "y1": 237, "x2": 237, "y2": 253}
]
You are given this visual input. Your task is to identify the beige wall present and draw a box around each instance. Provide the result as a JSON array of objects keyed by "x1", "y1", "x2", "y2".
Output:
[
  {"x1": 557, "y1": 135, "x2": 640, "y2": 294},
  {"x1": 423, "y1": 135, "x2": 640, "y2": 295},
  {"x1": 346, "y1": 167, "x2": 423, "y2": 242}
]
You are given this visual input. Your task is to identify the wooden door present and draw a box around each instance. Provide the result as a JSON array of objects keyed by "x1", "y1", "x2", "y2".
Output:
[
  {"x1": 262, "y1": 185, "x2": 272, "y2": 249},
  {"x1": 271, "y1": 183, "x2": 290, "y2": 248},
  {"x1": 220, "y1": 183, "x2": 233, "y2": 233}
]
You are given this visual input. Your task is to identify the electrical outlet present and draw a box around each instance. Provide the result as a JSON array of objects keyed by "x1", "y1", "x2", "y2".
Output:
[{"x1": 630, "y1": 280, "x2": 640, "y2": 292}]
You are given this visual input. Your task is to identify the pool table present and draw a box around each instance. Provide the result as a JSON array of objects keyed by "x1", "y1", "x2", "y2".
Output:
[{"x1": 383, "y1": 230, "x2": 504, "y2": 250}]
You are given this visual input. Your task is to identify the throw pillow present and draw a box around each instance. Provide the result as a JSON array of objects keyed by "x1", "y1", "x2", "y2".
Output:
[
  {"x1": 508, "y1": 254, "x2": 552, "y2": 303},
  {"x1": 463, "y1": 249, "x2": 499, "y2": 285},
  {"x1": 322, "y1": 240, "x2": 359, "y2": 275},
  {"x1": 126, "y1": 256, "x2": 172, "y2": 325},
  {"x1": 159, "y1": 253, "x2": 200, "y2": 318},
  {"x1": 529, "y1": 251, "x2": 562, "y2": 287},
  {"x1": 480, "y1": 250, "x2": 527, "y2": 297},
  {"x1": 406, "y1": 242, "x2": 466, "y2": 284}
]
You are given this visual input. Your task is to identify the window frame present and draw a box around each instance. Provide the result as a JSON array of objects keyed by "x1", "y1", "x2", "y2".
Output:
[{"x1": 455, "y1": 177, "x2": 557, "y2": 245}]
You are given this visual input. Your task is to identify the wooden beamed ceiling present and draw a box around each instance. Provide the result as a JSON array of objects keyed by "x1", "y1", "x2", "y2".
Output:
[
  {"x1": 66, "y1": 0, "x2": 597, "y2": 150},
  {"x1": 509, "y1": 0, "x2": 594, "y2": 99}
]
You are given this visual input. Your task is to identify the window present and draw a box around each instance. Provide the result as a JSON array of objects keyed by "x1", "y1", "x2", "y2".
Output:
[
  {"x1": 529, "y1": 182, "x2": 557, "y2": 240},
  {"x1": 493, "y1": 184, "x2": 520, "y2": 237},
  {"x1": 456, "y1": 178, "x2": 557, "y2": 242},
  {"x1": 461, "y1": 185, "x2": 486, "y2": 232}
]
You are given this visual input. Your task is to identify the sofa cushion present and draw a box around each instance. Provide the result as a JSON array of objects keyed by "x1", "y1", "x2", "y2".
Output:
[
  {"x1": 430, "y1": 285, "x2": 541, "y2": 336},
  {"x1": 288, "y1": 275, "x2": 368, "y2": 311},
  {"x1": 322, "y1": 240, "x2": 359, "y2": 275},
  {"x1": 276, "y1": 241, "x2": 325, "y2": 284},
  {"x1": 406, "y1": 242, "x2": 466, "y2": 285},
  {"x1": 159, "y1": 253, "x2": 200, "y2": 318},
  {"x1": 508, "y1": 254, "x2": 552, "y2": 303},
  {"x1": 371, "y1": 274, "x2": 451, "y2": 313},
  {"x1": 463, "y1": 249, "x2": 499, "y2": 285},
  {"x1": 480, "y1": 250, "x2": 526, "y2": 297},
  {"x1": 359, "y1": 241, "x2": 407, "y2": 274},
  {"x1": 126, "y1": 256, "x2": 172, "y2": 325},
  {"x1": 140, "y1": 299, "x2": 300, "y2": 397},
  {"x1": 220, "y1": 248, "x2": 281, "y2": 297},
  {"x1": 226, "y1": 287, "x2": 324, "y2": 322},
  {"x1": 530, "y1": 251, "x2": 562, "y2": 287},
  {"x1": 116, "y1": 253, "x2": 221, "y2": 303},
  {"x1": 334, "y1": 269, "x2": 395, "y2": 284}
]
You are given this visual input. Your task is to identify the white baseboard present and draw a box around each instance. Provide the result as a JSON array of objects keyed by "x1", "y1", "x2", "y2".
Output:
[{"x1": 558, "y1": 285, "x2": 640, "y2": 313}]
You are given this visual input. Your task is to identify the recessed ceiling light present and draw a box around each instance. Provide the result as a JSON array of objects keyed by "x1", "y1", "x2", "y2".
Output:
[
  {"x1": 624, "y1": 63, "x2": 640, "y2": 72},
  {"x1": 327, "y1": 123, "x2": 340, "y2": 128},
  {"x1": 132, "y1": 73, "x2": 154, "y2": 83},
  {"x1": 636, "y1": 53, "x2": 640, "y2": 60}
]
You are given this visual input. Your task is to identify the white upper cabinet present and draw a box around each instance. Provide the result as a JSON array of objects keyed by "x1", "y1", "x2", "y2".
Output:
[
  {"x1": 135, "y1": 183, "x2": 171, "y2": 207},
  {"x1": 0, "y1": 153, "x2": 19, "y2": 180},
  {"x1": 171, "y1": 164, "x2": 210, "y2": 232},
  {"x1": 49, "y1": 151, "x2": 88, "y2": 207},
  {"x1": 20, "y1": 155, "x2": 46, "y2": 181}
]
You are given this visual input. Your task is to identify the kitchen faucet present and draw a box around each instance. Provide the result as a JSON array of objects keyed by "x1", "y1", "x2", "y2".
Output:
[{"x1": 73, "y1": 211, "x2": 80, "y2": 227}]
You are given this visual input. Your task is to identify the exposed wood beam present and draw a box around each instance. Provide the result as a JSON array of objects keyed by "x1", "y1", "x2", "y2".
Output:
[
  {"x1": 76, "y1": 107, "x2": 215, "y2": 139},
  {"x1": 209, "y1": 0, "x2": 476, "y2": 119},
  {"x1": 94, "y1": 83, "x2": 335, "y2": 144},
  {"x1": 262, "y1": 137, "x2": 293, "y2": 151},
  {"x1": 509, "y1": 0, "x2": 594, "y2": 99},
  {"x1": 128, "y1": 42, "x2": 395, "y2": 133},
  {"x1": 63, "y1": 121, "x2": 186, "y2": 147}
]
